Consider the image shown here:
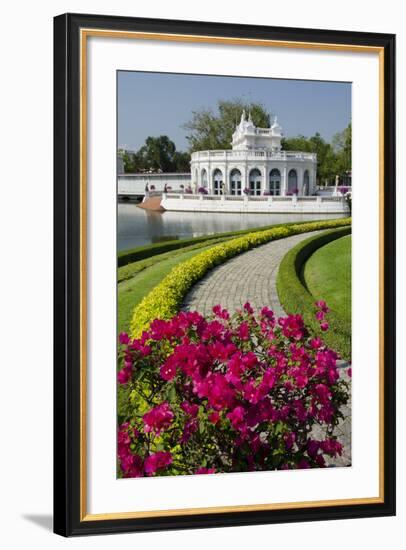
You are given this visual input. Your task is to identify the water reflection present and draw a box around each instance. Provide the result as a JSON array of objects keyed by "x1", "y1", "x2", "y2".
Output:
[{"x1": 118, "y1": 202, "x2": 347, "y2": 251}]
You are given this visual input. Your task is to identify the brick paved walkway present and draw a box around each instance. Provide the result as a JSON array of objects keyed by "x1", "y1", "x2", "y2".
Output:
[
  {"x1": 182, "y1": 230, "x2": 325, "y2": 318},
  {"x1": 182, "y1": 229, "x2": 351, "y2": 467}
]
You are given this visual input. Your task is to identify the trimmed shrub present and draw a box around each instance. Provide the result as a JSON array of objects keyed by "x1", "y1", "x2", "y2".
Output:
[
  {"x1": 276, "y1": 227, "x2": 352, "y2": 359},
  {"x1": 130, "y1": 219, "x2": 351, "y2": 338},
  {"x1": 118, "y1": 217, "x2": 351, "y2": 267}
]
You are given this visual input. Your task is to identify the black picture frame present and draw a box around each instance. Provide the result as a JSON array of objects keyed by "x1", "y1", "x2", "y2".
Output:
[{"x1": 54, "y1": 12, "x2": 396, "y2": 537}]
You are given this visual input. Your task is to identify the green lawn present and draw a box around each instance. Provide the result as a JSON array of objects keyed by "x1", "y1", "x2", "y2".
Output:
[
  {"x1": 117, "y1": 243, "x2": 218, "y2": 334},
  {"x1": 303, "y1": 235, "x2": 351, "y2": 327},
  {"x1": 118, "y1": 235, "x2": 233, "y2": 283}
]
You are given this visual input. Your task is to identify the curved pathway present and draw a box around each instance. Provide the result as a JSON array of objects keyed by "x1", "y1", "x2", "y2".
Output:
[
  {"x1": 182, "y1": 230, "x2": 324, "y2": 317},
  {"x1": 182, "y1": 229, "x2": 351, "y2": 467}
]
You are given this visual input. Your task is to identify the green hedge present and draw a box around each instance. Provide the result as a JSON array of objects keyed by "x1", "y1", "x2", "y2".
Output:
[
  {"x1": 130, "y1": 218, "x2": 351, "y2": 338},
  {"x1": 118, "y1": 217, "x2": 350, "y2": 267},
  {"x1": 276, "y1": 227, "x2": 352, "y2": 360},
  {"x1": 118, "y1": 235, "x2": 235, "y2": 283}
]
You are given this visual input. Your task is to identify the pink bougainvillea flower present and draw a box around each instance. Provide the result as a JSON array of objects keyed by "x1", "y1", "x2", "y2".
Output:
[
  {"x1": 315, "y1": 310, "x2": 325, "y2": 321},
  {"x1": 181, "y1": 401, "x2": 199, "y2": 417},
  {"x1": 120, "y1": 452, "x2": 144, "y2": 477},
  {"x1": 320, "y1": 321, "x2": 329, "y2": 332},
  {"x1": 207, "y1": 341, "x2": 236, "y2": 362},
  {"x1": 306, "y1": 439, "x2": 321, "y2": 459},
  {"x1": 143, "y1": 402, "x2": 174, "y2": 434},
  {"x1": 243, "y1": 302, "x2": 254, "y2": 315},
  {"x1": 208, "y1": 411, "x2": 220, "y2": 424},
  {"x1": 207, "y1": 373, "x2": 235, "y2": 410},
  {"x1": 237, "y1": 321, "x2": 250, "y2": 341},
  {"x1": 227, "y1": 406, "x2": 246, "y2": 429},
  {"x1": 119, "y1": 332, "x2": 130, "y2": 345},
  {"x1": 242, "y1": 379, "x2": 265, "y2": 404},
  {"x1": 212, "y1": 304, "x2": 230, "y2": 320},
  {"x1": 202, "y1": 320, "x2": 225, "y2": 340},
  {"x1": 279, "y1": 314, "x2": 306, "y2": 340},
  {"x1": 260, "y1": 306, "x2": 275, "y2": 320},
  {"x1": 315, "y1": 300, "x2": 329, "y2": 312},
  {"x1": 144, "y1": 451, "x2": 173, "y2": 475},
  {"x1": 180, "y1": 417, "x2": 198, "y2": 443},
  {"x1": 195, "y1": 467, "x2": 216, "y2": 474},
  {"x1": 117, "y1": 365, "x2": 132, "y2": 385},
  {"x1": 310, "y1": 337, "x2": 323, "y2": 349},
  {"x1": 314, "y1": 383, "x2": 332, "y2": 404},
  {"x1": 320, "y1": 438, "x2": 343, "y2": 457},
  {"x1": 160, "y1": 357, "x2": 177, "y2": 381},
  {"x1": 283, "y1": 431, "x2": 296, "y2": 450},
  {"x1": 260, "y1": 368, "x2": 276, "y2": 391}
]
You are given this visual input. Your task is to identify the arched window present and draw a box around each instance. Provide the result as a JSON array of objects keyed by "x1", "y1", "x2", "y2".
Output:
[
  {"x1": 303, "y1": 170, "x2": 310, "y2": 196},
  {"x1": 230, "y1": 169, "x2": 242, "y2": 196},
  {"x1": 288, "y1": 169, "x2": 298, "y2": 194},
  {"x1": 201, "y1": 169, "x2": 208, "y2": 189},
  {"x1": 213, "y1": 169, "x2": 223, "y2": 195},
  {"x1": 269, "y1": 169, "x2": 281, "y2": 196},
  {"x1": 249, "y1": 169, "x2": 262, "y2": 196}
]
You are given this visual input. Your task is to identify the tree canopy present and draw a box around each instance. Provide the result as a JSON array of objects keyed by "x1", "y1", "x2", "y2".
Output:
[
  {"x1": 183, "y1": 99, "x2": 271, "y2": 152},
  {"x1": 282, "y1": 124, "x2": 351, "y2": 184},
  {"x1": 119, "y1": 136, "x2": 190, "y2": 173}
]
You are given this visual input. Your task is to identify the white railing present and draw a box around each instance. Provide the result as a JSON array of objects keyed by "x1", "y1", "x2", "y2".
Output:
[
  {"x1": 162, "y1": 193, "x2": 349, "y2": 213},
  {"x1": 191, "y1": 149, "x2": 317, "y2": 162},
  {"x1": 164, "y1": 193, "x2": 345, "y2": 203}
]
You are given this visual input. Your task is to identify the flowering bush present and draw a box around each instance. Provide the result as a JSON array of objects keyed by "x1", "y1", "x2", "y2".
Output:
[
  {"x1": 118, "y1": 303, "x2": 350, "y2": 477},
  {"x1": 130, "y1": 218, "x2": 351, "y2": 338},
  {"x1": 198, "y1": 186, "x2": 208, "y2": 194},
  {"x1": 243, "y1": 187, "x2": 250, "y2": 195}
]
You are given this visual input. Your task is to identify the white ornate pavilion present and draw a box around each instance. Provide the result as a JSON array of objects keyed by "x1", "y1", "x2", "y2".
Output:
[{"x1": 190, "y1": 110, "x2": 317, "y2": 196}]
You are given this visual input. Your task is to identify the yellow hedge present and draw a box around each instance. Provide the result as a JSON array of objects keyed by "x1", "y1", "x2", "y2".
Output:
[{"x1": 130, "y1": 218, "x2": 351, "y2": 337}]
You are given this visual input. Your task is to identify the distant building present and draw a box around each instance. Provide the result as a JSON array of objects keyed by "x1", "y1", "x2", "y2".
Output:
[{"x1": 190, "y1": 110, "x2": 317, "y2": 196}]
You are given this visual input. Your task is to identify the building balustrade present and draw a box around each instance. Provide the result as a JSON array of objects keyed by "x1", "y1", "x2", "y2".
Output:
[
  {"x1": 191, "y1": 150, "x2": 317, "y2": 162},
  {"x1": 164, "y1": 193, "x2": 346, "y2": 203}
]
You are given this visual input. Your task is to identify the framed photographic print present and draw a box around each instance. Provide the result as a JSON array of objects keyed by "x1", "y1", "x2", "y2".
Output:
[{"x1": 53, "y1": 13, "x2": 396, "y2": 536}]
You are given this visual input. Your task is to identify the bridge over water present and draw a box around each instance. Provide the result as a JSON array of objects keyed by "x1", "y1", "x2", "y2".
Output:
[{"x1": 117, "y1": 173, "x2": 191, "y2": 199}]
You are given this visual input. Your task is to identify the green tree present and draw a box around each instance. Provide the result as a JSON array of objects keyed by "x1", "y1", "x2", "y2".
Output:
[
  {"x1": 172, "y1": 150, "x2": 191, "y2": 172},
  {"x1": 332, "y1": 123, "x2": 351, "y2": 176},
  {"x1": 121, "y1": 136, "x2": 191, "y2": 173},
  {"x1": 183, "y1": 99, "x2": 271, "y2": 152},
  {"x1": 120, "y1": 150, "x2": 136, "y2": 173},
  {"x1": 282, "y1": 132, "x2": 343, "y2": 185},
  {"x1": 137, "y1": 136, "x2": 177, "y2": 172}
]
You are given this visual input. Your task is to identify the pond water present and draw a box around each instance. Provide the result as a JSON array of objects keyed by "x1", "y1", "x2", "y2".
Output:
[{"x1": 117, "y1": 202, "x2": 347, "y2": 251}]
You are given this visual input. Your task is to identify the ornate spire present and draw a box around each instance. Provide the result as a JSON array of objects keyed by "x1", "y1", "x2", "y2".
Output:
[{"x1": 240, "y1": 109, "x2": 246, "y2": 124}]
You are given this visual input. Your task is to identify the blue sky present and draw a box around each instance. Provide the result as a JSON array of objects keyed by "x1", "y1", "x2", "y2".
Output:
[{"x1": 118, "y1": 71, "x2": 351, "y2": 152}]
